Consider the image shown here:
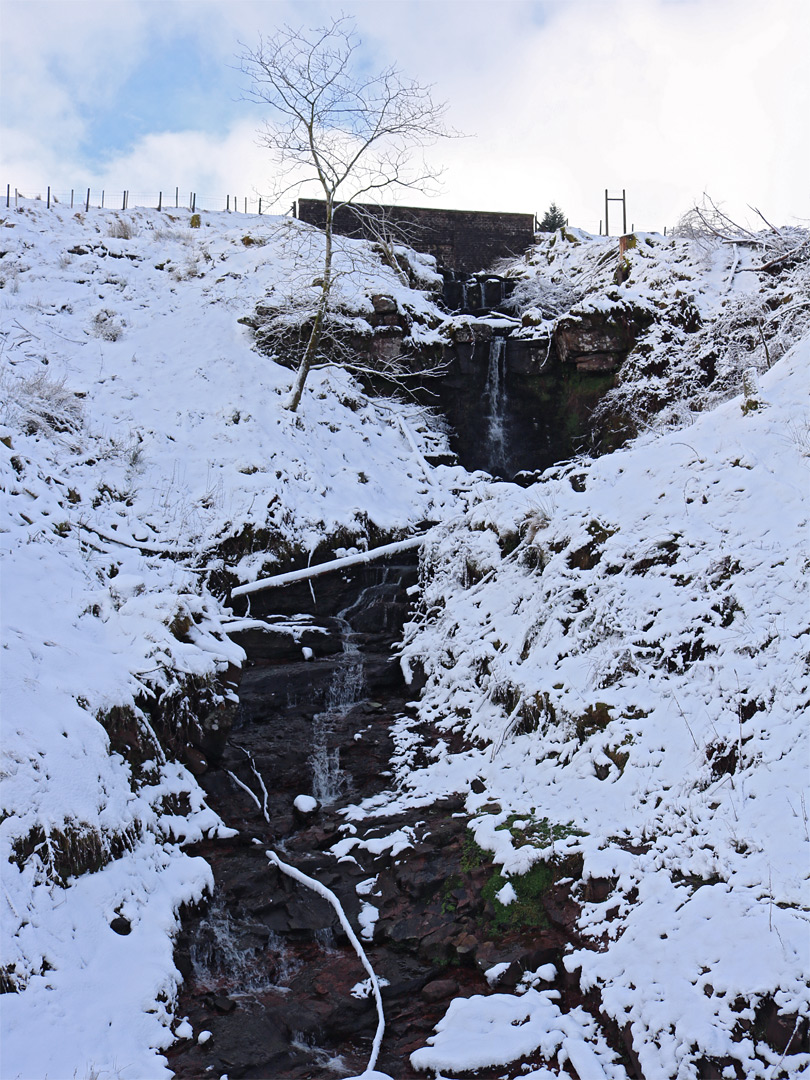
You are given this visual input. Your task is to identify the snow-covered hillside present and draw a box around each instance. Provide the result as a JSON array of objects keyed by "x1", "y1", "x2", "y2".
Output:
[
  {"x1": 391, "y1": 340, "x2": 810, "y2": 1077},
  {"x1": 0, "y1": 201, "x2": 463, "y2": 1079},
  {"x1": 0, "y1": 199, "x2": 808, "y2": 1080}
]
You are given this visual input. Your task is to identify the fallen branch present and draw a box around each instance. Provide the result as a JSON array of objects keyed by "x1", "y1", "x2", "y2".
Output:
[
  {"x1": 231, "y1": 534, "x2": 427, "y2": 598},
  {"x1": 267, "y1": 849, "x2": 386, "y2": 1074},
  {"x1": 223, "y1": 769, "x2": 387, "y2": 1073}
]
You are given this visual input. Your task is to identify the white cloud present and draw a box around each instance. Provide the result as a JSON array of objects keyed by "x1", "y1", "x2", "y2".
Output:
[{"x1": 2, "y1": 0, "x2": 808, "y2": 232}]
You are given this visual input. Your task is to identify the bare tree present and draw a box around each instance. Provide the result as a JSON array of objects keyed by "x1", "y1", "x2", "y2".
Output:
[{"x1": 240, "y1": 17, "x2": 453, "y2": 411}]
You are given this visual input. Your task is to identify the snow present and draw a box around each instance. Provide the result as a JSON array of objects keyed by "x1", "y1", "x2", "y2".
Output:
[
  {"x1": 2, "y1": 199, "x2": 808, "y2": 1080},
  {"x1": 409, "y1": 988, "x2": 625, "y2": 1077},
  {"x1": 293, "y1": 794, "x2": 318, "y2": 814},
  {"x1": 0, "y1": 200, "x2": 462, "y2": 1079},
  {"x1": 495, "y1": 880, "x2": 518, "y2": 905},
  {"x1": 394, "y1": 329, "x2": 810, "y2": 1078}
]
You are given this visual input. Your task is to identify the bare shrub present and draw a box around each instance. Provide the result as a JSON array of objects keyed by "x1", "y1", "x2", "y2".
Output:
[
  {"x1": 2, "y1": 371, "x2": 84, "y2": 441},
  {"x1": 107, "y1": 217, "x2": 138, "y2": 240},
  {"x1": 91, "y1": 309, "x2": 124, "y2": 341}
]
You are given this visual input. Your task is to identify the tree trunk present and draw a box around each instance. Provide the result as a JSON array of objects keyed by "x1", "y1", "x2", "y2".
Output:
[{"x1": 286, "y1": 198, "x2": 334, "y2": 412}]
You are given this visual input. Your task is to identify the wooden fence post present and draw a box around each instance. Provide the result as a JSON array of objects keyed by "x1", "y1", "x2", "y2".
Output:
[
  {"x1": 258, "y1": 197, "x2": 262, "y2": 215},
  {"x1": 226, "y1": 195, "x2": 230, "y2": 212},
  {"x1": 122, "y1": 191, "x2": 126, "y2": 210},
  {"x1": 175, "y1": 186, "x2": 179, "y2": 209},
  {"x1": 86, "y1": 188, "x2": 90, "y2": 212},
  {"x1": 47, "y1": 186, "x2": 51, "y2": 209},
  {"x1": 70, "y1": 189, "x2": 74, "y2": 209},
  {"x1": 101, "y1": 190, "x2": 105, "y2": 208},
  {"x1": 158, "y1": 191, "x2": 162, "y2": 211},
  {"x1": 192, "y1": 193, "x2": 196, "y2": 213},
  {"x1": 6, "y1": 184, "x2": 9, "y2": 209},
  {"x1": 244, "y1": 197, "x2": 247, "y2": 214},
  {"x1": 623, "y1": 189, "x2": 627, "y2": 235}
]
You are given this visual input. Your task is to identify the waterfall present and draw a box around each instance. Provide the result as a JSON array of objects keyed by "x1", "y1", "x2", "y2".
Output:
[
  {"x1": 309, "y1": 611, "x2": 364, "y2": 804},
  {"x1": 190, "y1": 897, "x2": 297, "y2": 997},
  {"x1": 483, "y1": 336, "x2": 508, "y2": 475}
]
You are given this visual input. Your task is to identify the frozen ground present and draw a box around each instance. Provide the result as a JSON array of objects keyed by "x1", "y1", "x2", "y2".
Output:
[
  {"x1": 1, "y1": 200, "x2": 808, "y2": 1079},
  {"x1": 0, "y1": 200, "x2": 463, "y2": 1080},
  {"x1": 386, "y1": 336, "x2": 810, "y2": 1078}
]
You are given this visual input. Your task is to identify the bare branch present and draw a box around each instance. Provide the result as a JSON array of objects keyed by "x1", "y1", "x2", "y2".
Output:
[{"x1": 239, "y1": 16, "x2": 457, "y2": 411}]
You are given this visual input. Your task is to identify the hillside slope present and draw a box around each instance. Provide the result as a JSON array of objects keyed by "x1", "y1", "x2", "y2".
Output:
[
  {"x1": 395, "y1": 333, "x2": 810, "y2": 1078},
  {"x1": 0, "y1": 200, "x2": 807, "y2": 1080},
  {"x1": 0, "y1": 201, "x2": 464, "y2": 1080}
]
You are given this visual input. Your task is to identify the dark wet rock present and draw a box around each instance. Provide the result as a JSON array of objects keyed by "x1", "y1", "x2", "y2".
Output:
[
  {"x1": 554, "y1": 299, "x2": 655, "y2": 371},
  {"x1": 183, "y1": 746, "x2": 208, "y2": 776},
  {"x1": 168, "y1": 560, "x2": 604, "y2": 1080},
  {"x1": 109, "y1": 916, "x2": 131, "y2": 936},
  {"x1": 421, "y1": 978, "x2": 458, "y2": 1003}
]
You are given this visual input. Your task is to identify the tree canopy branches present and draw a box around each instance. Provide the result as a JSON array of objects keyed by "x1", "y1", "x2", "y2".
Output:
[{"x1": 240, "y1": 16, "x2": 455, "y2": 410}]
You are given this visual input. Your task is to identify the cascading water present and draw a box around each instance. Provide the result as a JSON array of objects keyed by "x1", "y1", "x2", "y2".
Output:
[
  {"x1": 309, "y1": 572, "x2": 403, "y2": 803},
  {"x1": 310, "y1": 618, "x2": 363, "y2": 804},
  {"x1": 483, "y1": 336, "x2": 508, "y2": 474},
  {"x1": 190, "y1": 897, "x2": 297, "y2": 998}
]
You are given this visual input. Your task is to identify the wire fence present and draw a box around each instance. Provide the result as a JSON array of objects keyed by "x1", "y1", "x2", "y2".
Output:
[{"x1": 3, "y1": 184, "x2": 292, "y2": 217}]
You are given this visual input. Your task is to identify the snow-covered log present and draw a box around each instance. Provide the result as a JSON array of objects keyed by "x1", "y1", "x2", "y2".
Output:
[
  {"x1": 266, "y1": 850, "x2": 386, "y2": 1073},
  {"x1": 232, "y1": 534, "x2": 427, "y2": 597}
]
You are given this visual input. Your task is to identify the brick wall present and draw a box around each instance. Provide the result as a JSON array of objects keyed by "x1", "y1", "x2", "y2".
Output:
[{"x1": 296, "y1": 199, "x2": 535, "y2": 275}]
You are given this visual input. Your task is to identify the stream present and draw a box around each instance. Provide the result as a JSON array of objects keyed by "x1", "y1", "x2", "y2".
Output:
[
  {"x1": 165, "y1": 551, "x2": 632, "y2": 1078},
  {"x1": 165, "y1": 289, "x2": 638, "y2": 1075},
  {"x1": 167, "y1": 555, "x2": 473, "y2": 1078}
]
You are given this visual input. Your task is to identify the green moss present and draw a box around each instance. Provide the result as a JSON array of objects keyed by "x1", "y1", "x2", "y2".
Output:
[
  {"x1": 481, "y1": 862, "x2": 555, "y2": 933},
  {"x1": 190, "y1": 214, "x2": 201, "y2": 229},
  {"x1": 441, "y1": 874, "x2": 464, "y2": 914},
  {"x1": 495, "y1": 813, "x2": 586, "y2": 849},
  {"x1": 460, "y1": 832, "x2": 488, "y2": 872}
]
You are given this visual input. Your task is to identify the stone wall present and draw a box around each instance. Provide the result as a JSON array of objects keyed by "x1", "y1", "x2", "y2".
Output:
[{"x1": 296, "y1": 198, "x2": 535, "y2": 274}]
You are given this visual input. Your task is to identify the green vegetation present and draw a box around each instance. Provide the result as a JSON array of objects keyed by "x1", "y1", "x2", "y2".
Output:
[
  {"x1": 495, "y1": 813, "x2": 586, "y2": 849},
  {"x1": 538, "y1": 202, "x2": 567, "y2": 232},
  {"x1": 460, "y1": 832, "x2": 488, "y2": 872},
  {"x1": 481, "y1": 862, "x2": 554, "y2": 933}
]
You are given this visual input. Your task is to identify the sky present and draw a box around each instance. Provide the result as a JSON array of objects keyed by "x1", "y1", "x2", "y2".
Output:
[{"x1": 1, "y1": 0, "x2": 808, "y2": 235}]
